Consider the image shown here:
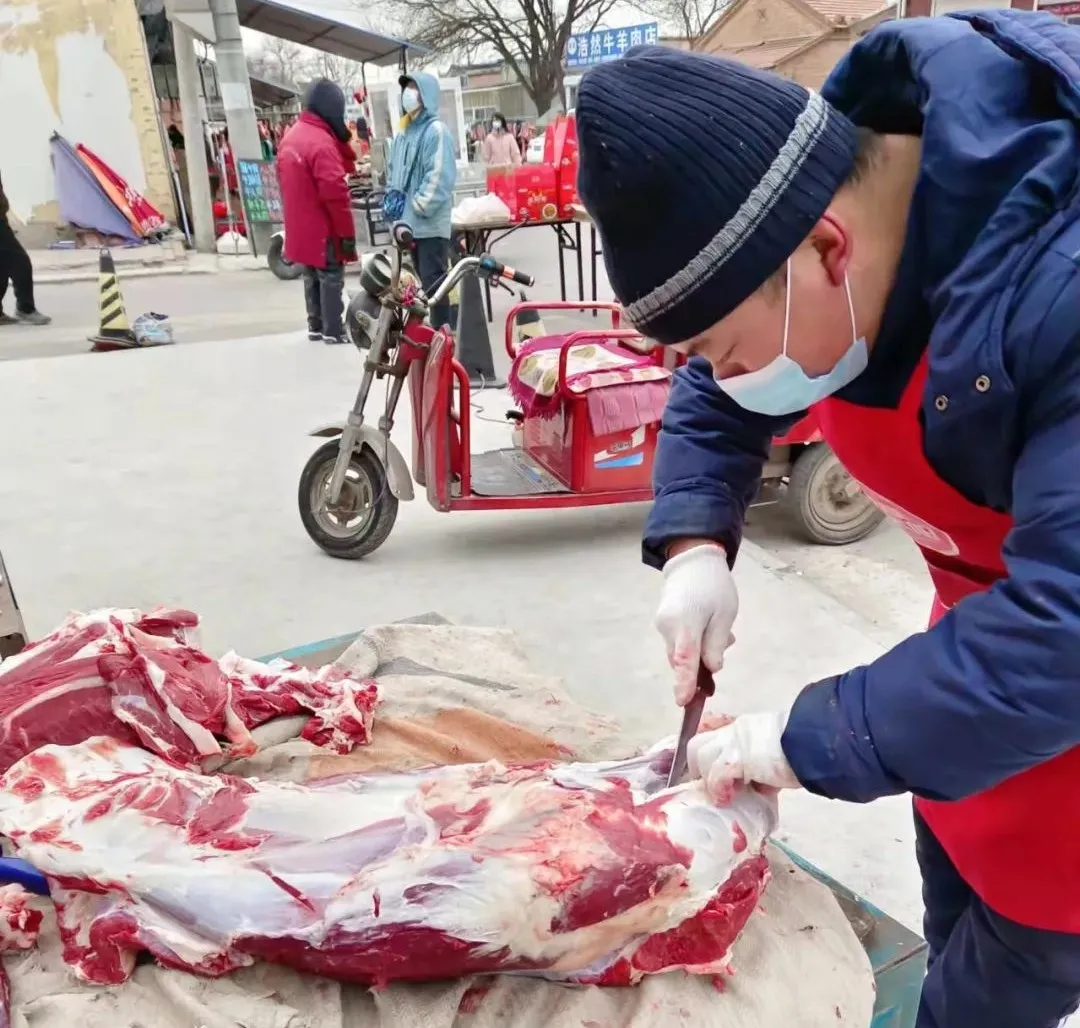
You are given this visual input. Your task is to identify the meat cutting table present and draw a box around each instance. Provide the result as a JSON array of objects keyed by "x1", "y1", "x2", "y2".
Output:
[{"x1": 263, "y1": 624, "x2": 930, "y2": 1028}]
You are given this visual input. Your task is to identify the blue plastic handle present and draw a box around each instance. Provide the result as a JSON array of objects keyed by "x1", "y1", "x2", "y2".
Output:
[{"x1": 0, "y1": 857, "x2": 48, "y2": 896}]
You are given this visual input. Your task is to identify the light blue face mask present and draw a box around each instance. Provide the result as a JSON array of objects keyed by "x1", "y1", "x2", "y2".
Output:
[
  {"x1": 714, "y1": 259, "x2": 868, "y2": 416},
  {"x1": 402, "y1": 87, "x2": 421, "y2": 114}
]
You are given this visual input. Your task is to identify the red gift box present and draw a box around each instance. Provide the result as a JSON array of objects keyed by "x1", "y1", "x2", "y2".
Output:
[
  {"x1": 544, "y1": 114, "x2": 580, "y2": 218},
  {"x1": 486, "y1": 167, "x2": 520, "y2": 221},
  {"x1": 513, "y1": 165, "x2": 559, "y2": 223}
]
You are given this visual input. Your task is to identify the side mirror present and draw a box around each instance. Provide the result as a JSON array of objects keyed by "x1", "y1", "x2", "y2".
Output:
[{"x1": 392, "y1": 222, "x2": 414, "y2": 248}]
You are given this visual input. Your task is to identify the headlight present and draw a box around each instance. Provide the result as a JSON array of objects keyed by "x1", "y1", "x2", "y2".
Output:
[
  {"x1": 346, "y1": 290, "x2": 382, "y2": 350},
  {"x1": 359, "y1": 252, "x2": 392, "y2": 299}
]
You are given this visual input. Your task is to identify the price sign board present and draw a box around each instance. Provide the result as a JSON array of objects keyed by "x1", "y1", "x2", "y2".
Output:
[{"x1": 236, "y1": 158, "x2": 284, "y2": 225}]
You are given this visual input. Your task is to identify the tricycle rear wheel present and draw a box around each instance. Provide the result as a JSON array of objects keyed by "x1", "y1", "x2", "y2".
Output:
[
  {"x1": 299, "y1": 440, "x2": 399, "y2": 559},
  {"x1": 785, "y1": 442, "x2": 884, "y2": 546}
]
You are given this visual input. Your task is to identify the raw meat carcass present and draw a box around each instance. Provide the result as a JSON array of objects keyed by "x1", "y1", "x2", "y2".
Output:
[
  {"x1": 0, "y1": 886, "x2": 42, "y2": 954},
  {"x1": 0, "y1": 884, "x2": 43, "y2": 1028},
  {"x1": 0, "y1": 608, "x2": 378, "y2": 774},
  {"x1": 0, "y1": 737, "x2": 776, "y2": 989}
]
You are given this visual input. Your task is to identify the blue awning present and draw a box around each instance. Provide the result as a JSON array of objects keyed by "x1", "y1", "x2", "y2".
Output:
[{"x1": 236, "y1": 0, "x2": 426, "y2": 66}]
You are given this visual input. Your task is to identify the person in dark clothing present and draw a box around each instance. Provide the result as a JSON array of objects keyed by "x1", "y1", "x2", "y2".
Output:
[
  {"x1": 0, "y1": 174, "x2": 50, "y2": 327},
  {"x1": 277, "y1": 79, "x2": 358, "y2": 345},
  {"x1": 578, "y1": 18, "x2": 1080, "y2": 1027}
]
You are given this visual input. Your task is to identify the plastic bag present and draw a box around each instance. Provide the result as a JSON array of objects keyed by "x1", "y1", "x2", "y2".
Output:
[
  {"x1": 132, "y1": 313, "x2": 175, "y2": 347},
  {"x1": 451, "y1": 192, "x2": 513, "y2": 226}
]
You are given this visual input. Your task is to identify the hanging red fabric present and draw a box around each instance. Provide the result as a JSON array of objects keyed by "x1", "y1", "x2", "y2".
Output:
[
  {"x1": 815, "y1": 355, "x2": 1080, "y2": 932},
  {"x1": 75, "y1": 144, "x2": 167, "y2": 238}
]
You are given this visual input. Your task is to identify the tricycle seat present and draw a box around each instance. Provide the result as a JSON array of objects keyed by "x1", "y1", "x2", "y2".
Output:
[{"x1": 508, "y1": 333, "x2": 671, "y2": 433}]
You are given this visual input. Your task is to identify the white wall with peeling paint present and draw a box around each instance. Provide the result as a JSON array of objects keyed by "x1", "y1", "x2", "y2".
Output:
[
  {"x1": 0, "y1": 45, "x2": 59, "y2": 222},
  {"x1": 56, "y1": 32, "x2": 147, "y2": 192},
  {"x1": 0, "y1": 11, "x2": 149, "y2": 226}
]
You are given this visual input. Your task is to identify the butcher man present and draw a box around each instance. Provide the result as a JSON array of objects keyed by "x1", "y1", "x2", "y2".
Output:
[{"x1": 575, "y1": 12, "x2": 1080, "y2": 1028}]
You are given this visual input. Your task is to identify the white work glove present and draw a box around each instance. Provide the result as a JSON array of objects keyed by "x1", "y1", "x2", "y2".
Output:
[
  {"x1": 687, "y1": 711, "x2": 802, "y2": 805},
  {"x1": 655, "y1": 543, "x2": 738, "y2": 706}
]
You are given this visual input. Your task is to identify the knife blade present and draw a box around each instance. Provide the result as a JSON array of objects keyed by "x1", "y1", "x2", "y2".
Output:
[{"x1": 666, "y1": 662, "x2": 717, "y2": 788}]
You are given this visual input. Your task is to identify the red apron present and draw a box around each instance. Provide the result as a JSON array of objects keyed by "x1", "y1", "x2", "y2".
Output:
[{"x1": 816, "y1": 354, "x2": 1080, "y2": 932}]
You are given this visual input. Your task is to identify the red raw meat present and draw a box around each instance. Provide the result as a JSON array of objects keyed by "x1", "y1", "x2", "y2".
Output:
[
  {"x1": 0, "y1": 884, "x2": 43, "y2": 1028},
  {"x1": 220, "y1": 653, "x2": 380, "y2": 755},
  {"x1": 0, "y1": 609, "x2": 378, "y2": 774},
  {"x1": 0, "y1": 737, "x2": 776, "y2": 989},
  {"x1": 0, "y1": 885, "x2": 42, "y2": 953}
]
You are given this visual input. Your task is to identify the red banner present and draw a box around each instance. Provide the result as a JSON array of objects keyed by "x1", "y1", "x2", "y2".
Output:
[{"x1": 76, "y1": 144, "x2": 168, "y2": 238}]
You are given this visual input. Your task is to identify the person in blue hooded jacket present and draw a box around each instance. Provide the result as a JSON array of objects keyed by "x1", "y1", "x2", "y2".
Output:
[
  {"x1": 576, "y1": 12, "x2": 1080, "y2": 1028},
  {"x1": 387, "y1": 72, "x2": 457, "y2": 330}
]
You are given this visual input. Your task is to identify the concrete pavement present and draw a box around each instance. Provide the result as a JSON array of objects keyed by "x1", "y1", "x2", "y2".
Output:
[{"x1": 9, "y1": 222, "x2": 602, "y2": 363}]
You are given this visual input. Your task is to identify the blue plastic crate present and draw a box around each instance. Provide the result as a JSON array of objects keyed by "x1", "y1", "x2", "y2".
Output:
[
  {"x1": 267, "y1": 627, "x2": 929, "y2": 1026},
  {"x1": 776, "y1": 842, "x2": 927, "y2": 1027}
]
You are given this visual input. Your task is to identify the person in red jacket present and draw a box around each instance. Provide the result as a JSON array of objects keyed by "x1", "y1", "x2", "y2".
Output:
[{"x1": 277, "y1": 79, "x2": 357, "y2": 345}]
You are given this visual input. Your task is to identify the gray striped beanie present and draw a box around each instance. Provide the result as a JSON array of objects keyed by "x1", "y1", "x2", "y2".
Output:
[{"x1": 576, "y1": 46, "x2": 858, "y2": 345}]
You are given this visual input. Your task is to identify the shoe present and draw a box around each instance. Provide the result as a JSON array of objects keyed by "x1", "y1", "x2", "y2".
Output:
[
  {"x1": 16, "y1": 310, "x2": 50, "y2": 326},
  {"x1": 307, "y1": 330, "x2": 323, "y2": 342},
  {"x1": 323, "y1": 334, "x2": 349, "y2": 346},
  {"x1": 0, "y1": 312, "x2": 15, "y2": 326}
]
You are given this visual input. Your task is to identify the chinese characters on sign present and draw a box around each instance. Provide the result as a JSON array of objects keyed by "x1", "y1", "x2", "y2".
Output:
[
  {"x1": 1038, "y1": 0, "x2": 1080, "y2": 21},
  {"x1": 236, "y1": 159, "x2": 284, "y2": 224},
  {"x1": 565, "y1": 22, "x2": 659, "y2": 70}
]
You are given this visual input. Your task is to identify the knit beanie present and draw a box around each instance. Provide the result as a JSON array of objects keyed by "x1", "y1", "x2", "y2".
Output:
[{"x1": 576, "y1": 46, "x2": 859, "y2": 345}]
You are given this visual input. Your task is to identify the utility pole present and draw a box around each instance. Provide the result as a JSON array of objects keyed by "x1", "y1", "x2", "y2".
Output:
[
  {"x1": 208, "y1": 0, "x2": 271, "y2": 256},
  {"x1": 171, "y1": 18, "x2": 216, "y2": 252}
]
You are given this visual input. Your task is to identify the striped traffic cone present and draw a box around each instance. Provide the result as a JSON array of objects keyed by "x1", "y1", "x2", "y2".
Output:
[
  {"x1": 448, "y1": 260, "x2": 461, "y2": 328},
  {"x1": 514, "y1": 292, "x2": 546, "y2": 346},
  {"x1": 456, "y1": 269, "x2": 501, "y2": 388},
  {"x1": 0, "y1": 547, "x2": 27, "y2": 661},
  {"x1": 88, "y1": 249, "x2": 138, "y2": 352}
]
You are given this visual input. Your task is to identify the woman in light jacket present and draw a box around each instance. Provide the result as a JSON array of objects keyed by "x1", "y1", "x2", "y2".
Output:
[{"x1": 481, "y1": 114, "x2": 522, "y2": 166}]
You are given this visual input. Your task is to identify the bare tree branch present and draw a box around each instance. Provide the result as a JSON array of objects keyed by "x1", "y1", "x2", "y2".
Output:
[
  {"x1": 630, "y1": 0, "x2": 731, "y2": 44},
  {"x1": 248, "y1": 36, "x2": 309, "y2": 87},
  {"x1": 309, "y1": 51, "x2": 366, "y2": 93},
  {"x1": 385, "y1": 0, "x2": 623, "y2": 114},
  {"x1": 247, "y1": 34, "x2": 367, "y2": 101}
]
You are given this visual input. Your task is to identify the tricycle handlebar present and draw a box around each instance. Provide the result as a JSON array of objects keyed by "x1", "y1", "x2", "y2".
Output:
[{"x1": 479, "y1": 256, "x2": 535, "y2": 288}]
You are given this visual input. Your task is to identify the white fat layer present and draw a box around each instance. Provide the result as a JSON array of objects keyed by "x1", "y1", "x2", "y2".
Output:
[{"x1": 0, "y1": 740, "x2": 776, "y2": 980}]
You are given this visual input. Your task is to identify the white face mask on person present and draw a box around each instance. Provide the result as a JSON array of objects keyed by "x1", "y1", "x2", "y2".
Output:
[
  {"x1": 714, "y1": 259, "x2": 868, "y2": 416},
  {"x1": 402, "y1": 87, "x2": 421, "y2": 114}
]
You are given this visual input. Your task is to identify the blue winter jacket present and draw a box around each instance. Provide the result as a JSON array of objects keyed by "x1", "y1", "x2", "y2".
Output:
[
  {"x1": 387, "y1": 72, "x2": 457, "y2": 240},
  {"x1": 646, "y1": 11, "x2": 1080, "y2": 806}
]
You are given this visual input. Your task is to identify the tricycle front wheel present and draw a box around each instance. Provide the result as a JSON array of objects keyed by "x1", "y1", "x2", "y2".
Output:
[
  {"x1": 785, "y1": 442, "x2": 884, "y2": 546},
  {"x1": 298, "y1": 440, "x2": 399, "y2": 559}
]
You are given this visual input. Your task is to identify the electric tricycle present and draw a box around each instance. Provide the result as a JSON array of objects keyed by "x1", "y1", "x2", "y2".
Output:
[{"x1": 297, "y1": 222, "x2": 882, "y2": 559}]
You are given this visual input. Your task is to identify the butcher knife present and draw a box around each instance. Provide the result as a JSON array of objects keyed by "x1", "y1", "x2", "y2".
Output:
[{"x1": 666, "y1": 662, "x2": 716, "y2": 788}]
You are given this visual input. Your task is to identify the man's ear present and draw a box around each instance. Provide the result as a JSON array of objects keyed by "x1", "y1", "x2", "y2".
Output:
[{"x1": 808, "y1": 211, "x2": 851, "y2": 288}]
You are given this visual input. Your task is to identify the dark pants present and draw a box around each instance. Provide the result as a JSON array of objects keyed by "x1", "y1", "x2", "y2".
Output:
[
  {"x1": 0, "y1": 218, "x2": 35, "y2": 315},
  {"x1": 302, "y1": 243, "x2": 344, "y2": 339},
  {"x1": 413, "y1": 236, "x2": 452, "y2": 331},
  {"x1": 915, "y1": 811, "x2": 1080, "y2": 1027}
]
